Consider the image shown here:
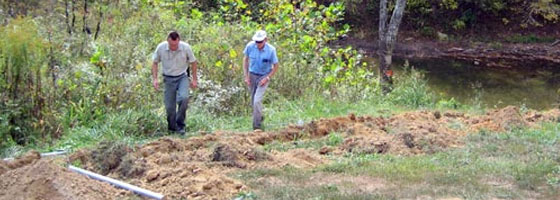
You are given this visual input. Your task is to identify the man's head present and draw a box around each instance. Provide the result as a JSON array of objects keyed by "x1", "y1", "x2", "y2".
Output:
[
  {"x1": 252, "y1": 30, "x2": 267, "y2": 48},
  {"x1": 167, "y1": 31, "x2": 181, "y2": 51}
]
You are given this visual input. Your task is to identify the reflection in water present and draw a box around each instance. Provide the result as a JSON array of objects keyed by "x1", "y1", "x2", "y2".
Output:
[{"x1": 389, "y1": 58, "x2": 560, "y2": 110}]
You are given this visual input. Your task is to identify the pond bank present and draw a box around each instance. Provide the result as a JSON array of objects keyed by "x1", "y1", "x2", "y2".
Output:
[{"x1": 339, "y1": 37, "x2": 560, "y2": 68}]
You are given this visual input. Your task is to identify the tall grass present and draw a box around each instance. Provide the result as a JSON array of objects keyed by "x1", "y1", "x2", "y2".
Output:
[{"x1": 1, "y1": 66, "x2": 437, "y2": 158}]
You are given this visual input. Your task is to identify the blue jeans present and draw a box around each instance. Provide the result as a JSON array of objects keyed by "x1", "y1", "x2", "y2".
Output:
[{"x1": 163, "y1": 74, "x2": 189, "y2": 131}]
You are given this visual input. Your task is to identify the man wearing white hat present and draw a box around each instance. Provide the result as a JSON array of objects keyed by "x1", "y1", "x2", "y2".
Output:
[{"x1": 243, "y1": 30, "x2": 279, "y2": 130}]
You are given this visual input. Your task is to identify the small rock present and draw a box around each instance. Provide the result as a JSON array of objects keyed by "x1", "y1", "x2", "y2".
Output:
[
  {"x1": 202, "y1": 183, "x2": 213, "y2": 190},
  {"x1": 434, "y1": 111, "x2": 441, "y2": 119},
  {"x1": 319, "y1": 146, "x2": 333, "y2": 155},
  {"x1": 157, "y1": 154, "x2": 172, "y2": 164},
  {"x1": 146, "y1": 170, "x2": 159, "y2": 182}
]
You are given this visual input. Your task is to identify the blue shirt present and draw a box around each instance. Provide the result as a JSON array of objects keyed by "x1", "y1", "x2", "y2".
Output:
[{"x1": 243, "y1": 41, "x2": 278, "y2": 75}]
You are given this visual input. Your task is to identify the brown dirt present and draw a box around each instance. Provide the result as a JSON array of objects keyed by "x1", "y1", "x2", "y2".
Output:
[
  {"x1": 0, "y1": 150, "x2": 40, "y2": 175},
  {"x1": 0, "y1": 154, "x2": 128, "y2": 200},
  {"x1": 2, "y1": 106, "x2": 558, "y2": 200}
]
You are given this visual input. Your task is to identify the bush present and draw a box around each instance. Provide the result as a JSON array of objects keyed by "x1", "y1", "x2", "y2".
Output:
[
  {"x1": 505, "y1": 34, "x2": 557, "y2": 43},
  {"x1": 387, "y1": 67, "x2": 435, "y2": 108},
  {"x1": 0, "y1": 17, "x2": 48, "y2": 146}
]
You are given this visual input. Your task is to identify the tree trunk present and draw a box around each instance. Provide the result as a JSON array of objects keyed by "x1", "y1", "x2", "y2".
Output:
[
  {"x1": 71, "y1": 0, "x2": 76, "y2": 34},
  {"x1": 378, "y1": 0, "x2": 407, "y2": 94},
  {"x1": 83, "y1": 0, "x2": 91, "y2": 34},
  {"x1": 65, "y1": 0, "x2": 71, "y2": 34},
  {"x1": 94, "y1": 2, "x2": 103, "y2": 40}
]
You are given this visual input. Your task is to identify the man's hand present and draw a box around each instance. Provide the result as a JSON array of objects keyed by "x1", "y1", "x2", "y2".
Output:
[
  {"x1": 152, "y1": 62, "x2": 159, "y2": 91},
  {"x1": 245, "y1": 76, "x2": 251, "y2": 86},
  {"x1": 259, "y1": 76, "x2": 269, "y2": 86},
  {"x1": 190, "y1": 78, "x2": 198, "y2": 89},
  {"x1": 153, "y1": 78, "x2": 159, "y2": 91}
]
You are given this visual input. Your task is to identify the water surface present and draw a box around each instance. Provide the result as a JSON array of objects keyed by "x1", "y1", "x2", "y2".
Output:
[{"x1": 392, "y1": 58, "x2": 560, "y2": 110}]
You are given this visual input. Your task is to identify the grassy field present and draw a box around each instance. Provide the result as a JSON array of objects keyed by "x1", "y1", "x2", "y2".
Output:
[
  {"x1": 235, "y1": 123, "x2": 560, "y2": 200},
  {"x1": 2, "y1": 88, "x2": 559, "y2": 199}
]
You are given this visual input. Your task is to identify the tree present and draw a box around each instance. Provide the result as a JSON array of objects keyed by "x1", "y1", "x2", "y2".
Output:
[{"x1": 378, "y1": 0, "x2": 407, "y2": 94}]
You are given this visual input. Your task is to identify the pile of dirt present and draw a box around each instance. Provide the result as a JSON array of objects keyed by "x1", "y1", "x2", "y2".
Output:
[
  {"x1": 0, "y1": 151, "x2": 127, "y2": 200},
  {"x1": 21, "y1": 106, "x2": 559, "y2": 200},
  {"x1": 0, "y1": 150, "x2": 40, "y2": 175},
  {"x1": 71, "y1": 133, "x2": 328, "y2": 200},
  {"x1": 252, "y1": 106, "x2": 559, "y2": 156}
]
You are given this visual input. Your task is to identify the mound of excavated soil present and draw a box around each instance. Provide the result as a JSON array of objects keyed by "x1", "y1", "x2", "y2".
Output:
[
  {"x1": 0, "y1": 150, "x2": 41, "y2": 175},
  {"x1": 69, "y1": 134, "x2": 328, "y2": 200},
  {"x1": 0, "y1": 151, "x2": 128, "y2": 200},
  {"x1": 22, "y1": 106, "x2": 560, "y2": 200}
]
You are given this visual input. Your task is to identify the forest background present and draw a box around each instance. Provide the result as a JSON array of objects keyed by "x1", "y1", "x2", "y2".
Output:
[{"x1": 1, "y1": 0, "x2": 559, "y2": 155}]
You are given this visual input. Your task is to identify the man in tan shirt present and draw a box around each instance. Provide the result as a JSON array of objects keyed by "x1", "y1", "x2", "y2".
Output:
[{"x1": 152, "y1": 31, "x2": 198, "y2": 134}]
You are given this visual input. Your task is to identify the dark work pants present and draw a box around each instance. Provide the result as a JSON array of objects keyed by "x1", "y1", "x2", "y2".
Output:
[{"x1": 163, "y1": 74, "x2": 189, "y2": 131}]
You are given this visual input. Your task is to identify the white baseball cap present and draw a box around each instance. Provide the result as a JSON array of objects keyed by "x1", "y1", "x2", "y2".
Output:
[{"x1": 252, "y1": 30, "x2": 267, "y2": 41}]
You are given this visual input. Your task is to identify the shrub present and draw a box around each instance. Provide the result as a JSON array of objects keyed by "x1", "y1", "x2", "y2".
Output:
[
  {"x1": 0, "y1": 17, "x2": 48, "y2": 146},
  {"x1": 387, "y1": 67, "x2": 435, "y2": 108}
]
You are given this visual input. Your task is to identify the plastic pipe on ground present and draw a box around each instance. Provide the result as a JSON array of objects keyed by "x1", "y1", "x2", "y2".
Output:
[
  {"x1": 41, "y1": 150, "x2": 67, "y2": 157},
  {"x1": 68, "y1": 165, "x2": 165, "y2": 200},
  {"x1": 2, "y1": 150, "x2": 67, "y2": 161}
]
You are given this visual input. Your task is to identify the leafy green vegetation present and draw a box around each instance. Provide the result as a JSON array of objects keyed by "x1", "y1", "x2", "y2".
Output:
[
  {"x1": 505, "y1": 34, "x2": 557, "y2": 44},
  {"x1": 345, "y1": 0, "x2": 560, "y2": 34},
  {"x1": 1, "y1": 1, "x2": 558, "y2": 199},
  {"x1": 1, "y1": 0, "x2": 557, "y2": 156},
  {"x1": 0, "y1": 0, "x2": 366, "y2": 153}
]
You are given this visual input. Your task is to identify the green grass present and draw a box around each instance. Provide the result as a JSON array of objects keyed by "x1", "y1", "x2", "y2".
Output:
[
  {"x1": 1, "y1": 65, "x2": 439, "y2": 158},
  {"x1": 505, "y1": 34, "x2": 557, "y2": 44},
  {"x1": 2, "y1": 64, "x2": 558, "y2": 199},
  {"x1": 234, "y1": 165, "x2": 386, "y2": 200},
  {"x1": 0, "y1": 94, "x2": 409, "y2": 158},
  {"x1": 249, "y1": 185, "x2": 385, "y2": 200},
  {"x1": 234, "y1": 123, "x2": 560, "y2": 199},
  {"x1": 263, "y1": 132, "x2": 344, "y2": 152},
  {"x1": 0, "y1": 93, "x2": 408, "y2": 158}
]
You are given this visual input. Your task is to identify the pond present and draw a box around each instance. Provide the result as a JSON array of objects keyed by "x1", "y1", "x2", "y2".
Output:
[{"x1": 392, "y1": 58, "x2": 560, "y2": 110}]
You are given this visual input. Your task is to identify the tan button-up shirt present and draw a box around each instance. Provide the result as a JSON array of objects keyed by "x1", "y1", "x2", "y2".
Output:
[{"x1": 153, "y1": 41, "x2": 196, "y2": 76}]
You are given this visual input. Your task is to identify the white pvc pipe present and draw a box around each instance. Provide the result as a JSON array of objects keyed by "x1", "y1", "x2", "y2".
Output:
[
  {"x1": 2, "y1": 150, "x2": 67, "y2": 161},
  {"x1": 41, "y1": 150, "x2": 67, "y2": 157},
  {"x1": 68, "y1": 165, "x2": 165, "y2": 200}
]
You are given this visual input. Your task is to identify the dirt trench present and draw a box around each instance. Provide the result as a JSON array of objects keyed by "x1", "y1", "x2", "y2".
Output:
[{"x1": 1, "y1": 106, "x2": 559, "y2": 200}]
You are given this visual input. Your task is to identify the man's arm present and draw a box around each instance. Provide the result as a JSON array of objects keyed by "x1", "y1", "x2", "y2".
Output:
[
  {"x1": 190, "y1": 61, "x2": 198, "y2": 89},
  {"x1": 243, "y1": 55, "x2": 250, "y2": 86},
  {"x1": 152, "y1": 62, "x2": 159, "y2": 90},
  {"x1": 267, "y1": 63, "x2": 279, "y2": 80},
  {"x1": 260, "y1": 63, "x2": 278, "y2": 86}
]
